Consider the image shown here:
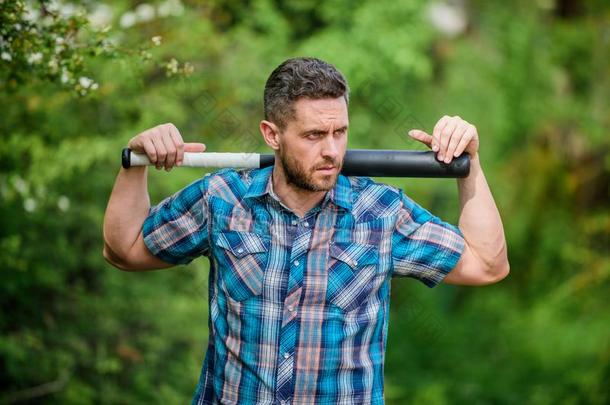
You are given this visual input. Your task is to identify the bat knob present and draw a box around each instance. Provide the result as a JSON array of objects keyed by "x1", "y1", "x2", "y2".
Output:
[
  {"x1": 122, "y1": 148, "x2": 132, "y2": 169},
  {"x1": 445, "y1": 153, "x2": 470, "y2": 178}
]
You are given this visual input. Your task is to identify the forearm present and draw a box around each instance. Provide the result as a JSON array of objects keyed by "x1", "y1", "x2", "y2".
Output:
[
  {"x1": 103, "y1": 166, "x2": 151, "y2": 259},
  {"x1": 457, "y1": 154, "x2": 508, "y2": 270}
]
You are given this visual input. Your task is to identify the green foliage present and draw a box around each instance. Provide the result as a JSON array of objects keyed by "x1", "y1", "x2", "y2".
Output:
[{"x1": 1, "y1": 0, "x2": 608, "y2": 403}]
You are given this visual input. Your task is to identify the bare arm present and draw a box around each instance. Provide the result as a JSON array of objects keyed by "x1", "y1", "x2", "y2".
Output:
[
  {"x1": 102, "y1": 123, "x2": 206, "y2": 271},
  {"x1": 408, "y1": 116, "x2": 509, "y2": 285},
  {"x1": 446, "y1": 153, "x2": 509, "y2": 284},
  {"x1": 102, "y1": 165, "x2": 172, "y2": 271}
]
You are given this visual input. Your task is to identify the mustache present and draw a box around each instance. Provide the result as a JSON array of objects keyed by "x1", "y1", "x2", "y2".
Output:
[{"x1": 314, "y1": 159, "x2": 341, "y2": 170}]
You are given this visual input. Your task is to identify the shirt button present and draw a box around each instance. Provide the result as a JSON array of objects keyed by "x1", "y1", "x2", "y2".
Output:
[
  {"x1": 281, "y1": 401, "x2": 290, "y2": 405},
  {"x1": 291, "y1": 219, "x2": 297, "y2": 225},
  {"x1": 283, "y1": 352, "x2": 290, "y2": 359},
  {"x1": 353, "y1": 260, "x2": 358, "y2": 266},
  {"x1": 303, "y1": 221, "x2": 309, "y2": 227},
  {"x1": 237, "y1": 248, "x2": 244, "y2": 254},
  {"x1": 287, "y1": 305, "x2": 295, "y2": 312},
  {"x1": 293, "y1": 260, "x2": 299, "y2": 266}
]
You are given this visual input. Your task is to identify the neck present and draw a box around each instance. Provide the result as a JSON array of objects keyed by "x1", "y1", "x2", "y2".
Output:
[{"x1": 271, "y1": 164, "x2": 326, "y2": 218}]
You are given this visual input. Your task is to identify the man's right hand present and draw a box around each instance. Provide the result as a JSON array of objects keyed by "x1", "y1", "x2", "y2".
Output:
[{"x1": 127, "y1": 123, "x2": 207, "y2": 171}]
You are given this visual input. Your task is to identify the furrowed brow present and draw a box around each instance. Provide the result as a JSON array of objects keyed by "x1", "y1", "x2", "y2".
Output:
[
  {"x1": 302, "y1": 125, "x2": 348, "y2": 136},
  {"x1": 301, "y1": 129, "x2": 327, "y2": 136}
]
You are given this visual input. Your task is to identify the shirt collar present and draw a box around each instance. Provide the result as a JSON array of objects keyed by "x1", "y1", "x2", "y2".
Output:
[{"x1": 244, "y1": 165, "x2": 352, "y2": 212}]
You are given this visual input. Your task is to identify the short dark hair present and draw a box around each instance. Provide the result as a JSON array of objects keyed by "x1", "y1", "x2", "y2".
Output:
[{"x1": 263, "y1": 57, "x2": 349, "y2": 130}]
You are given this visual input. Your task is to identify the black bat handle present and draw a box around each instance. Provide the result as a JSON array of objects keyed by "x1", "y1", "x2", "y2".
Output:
[{"x1": 260, "y1": 150, "x2": 470, "y2": 178}]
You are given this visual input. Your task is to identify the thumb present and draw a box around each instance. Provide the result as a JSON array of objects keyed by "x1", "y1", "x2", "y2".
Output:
[
  {"x1": 407, "y1": 129, "x2": 434, "y2": 148},
  {"x1": 184, "y1": 142, "x2": 206, "y2": 153}
]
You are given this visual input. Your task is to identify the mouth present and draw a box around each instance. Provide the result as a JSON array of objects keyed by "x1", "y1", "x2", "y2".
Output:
[{"x1": 316, "y1": 166, "x2": 337, "y2": 174}]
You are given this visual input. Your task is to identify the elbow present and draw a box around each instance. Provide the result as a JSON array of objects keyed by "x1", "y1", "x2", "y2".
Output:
[
  {"x1": 103, "y1": 243, "x2": 133, "y2": 271},
  {"x1": 482, "y1": 242, "x2": 510, "y2": 284},
  {"x1": 102, "y1": 225, "x2": 134, "y2": 271},
  {"x1": 501, "y1": 260, "x2": 510, "y2": 279},
  {"x1": 484, "y1": 260, "x2": 510, "y2": 284}
]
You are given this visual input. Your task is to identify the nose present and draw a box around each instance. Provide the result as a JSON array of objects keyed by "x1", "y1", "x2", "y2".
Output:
[{"x1": 321, "y1": 134, "x2": 339, "y2": 163}]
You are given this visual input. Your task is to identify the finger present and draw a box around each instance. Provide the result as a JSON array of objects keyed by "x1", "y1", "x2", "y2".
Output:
[
  {"x1": 141, "y1": 138, "x2": 157, "y2": 165},
  {"x1": 432, "y1": 116, "x2": 450, "y2": 152},
  {"x1": 151, "y1": 135, "x2": 166, "y2": 170},
  {"x1": 407, "y1": 129, "x2": 433, "y2": 148},
  {"x1": 184, "y1": 142, "x2": 206, "y2": 153},
  {"x1": 127, "y1": 137, "x2": 141, "y2": 153},
  {"x1": 445, "y1": 124, "x2": 468, "y2": 163},
  {"x1": 160, "y1": 132, "x2": 177, "y2": 170},
  {"x1": 168, "y1": 126, "x2": 185, "y2": 166},
  {"x1": 453, "y1": 130, "x2": 474, "y2": 158},
  {"x1": 438, "y1": 118, "x2": 458, "y2": 161}
]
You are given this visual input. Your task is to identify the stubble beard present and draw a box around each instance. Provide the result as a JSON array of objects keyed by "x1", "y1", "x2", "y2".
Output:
[{"x1": 278, "y1": 148, "x2": 342, "y2": 192}]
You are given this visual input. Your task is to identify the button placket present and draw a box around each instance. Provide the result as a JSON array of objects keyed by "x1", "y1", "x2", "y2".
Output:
[{"x1": 275, "y1": 216, "x2": 313, "y2": 402}]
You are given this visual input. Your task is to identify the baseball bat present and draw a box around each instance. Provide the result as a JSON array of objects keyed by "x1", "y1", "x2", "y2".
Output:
[{"x1": 121, "y1": 148, "x2": 470, "y2": 178}]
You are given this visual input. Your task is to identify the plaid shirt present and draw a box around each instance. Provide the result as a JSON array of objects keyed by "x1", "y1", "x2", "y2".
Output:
[{"x1": 143, "y1": 165, "x2": 465, "y2": 405}]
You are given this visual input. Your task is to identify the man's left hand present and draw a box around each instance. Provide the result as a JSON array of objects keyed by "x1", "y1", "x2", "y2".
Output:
[{"x1": 407, "y1": 115, "x2": 479, "y2": 163}]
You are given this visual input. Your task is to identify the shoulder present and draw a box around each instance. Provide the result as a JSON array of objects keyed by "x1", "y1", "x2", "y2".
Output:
[
  {"x1": 346, "y1": 175, "x2": 402, "y2": 196},
  {"x1": 200, "y1": 167, "x2": 260, "y2": 204},
  {"x1": 344, "y1": 176, "x2": 405, "y2": 221},
  {"x1": 204, "y1": 167, "x2": 245, "y2": 185},
  {"x1": 346, "y1": 176, "x2": 436, "y2": 231}
]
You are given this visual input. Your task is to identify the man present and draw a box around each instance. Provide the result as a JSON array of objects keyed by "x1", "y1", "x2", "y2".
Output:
[{"x1": 103, "y1": 57, "x2": 509, "y2": 404}]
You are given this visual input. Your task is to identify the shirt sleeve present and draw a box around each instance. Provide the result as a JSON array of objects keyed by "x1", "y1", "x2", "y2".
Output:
[
  {"x1": 391, "y1": 189, "x2": 465, "y2": 287},
  {"x1": 142, "y1": 175, "x2": 210, "y2": 265}
]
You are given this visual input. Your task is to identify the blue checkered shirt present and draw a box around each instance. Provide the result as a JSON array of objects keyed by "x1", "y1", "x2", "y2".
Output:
[{"x1": 143, "y1": 165, "x2": 465, "y2": 404}]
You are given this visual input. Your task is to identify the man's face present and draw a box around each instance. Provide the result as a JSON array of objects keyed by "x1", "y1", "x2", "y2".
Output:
[{"x1": 277, "y1": 97, "x2": 348, "y2": 192}]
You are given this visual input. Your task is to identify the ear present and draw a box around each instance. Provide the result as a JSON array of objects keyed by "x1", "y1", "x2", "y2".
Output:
[{"x1": 260, "y1": 120, "x2": 281, "y2": 151}]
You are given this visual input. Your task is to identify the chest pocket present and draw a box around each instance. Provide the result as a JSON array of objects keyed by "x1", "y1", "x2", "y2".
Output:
[
  {"x1": 326, "y1": 241, "x2": 384, "y2": 312},
  {"x1": 215, "y1": 230, "x2": 270, "y2": 302}
]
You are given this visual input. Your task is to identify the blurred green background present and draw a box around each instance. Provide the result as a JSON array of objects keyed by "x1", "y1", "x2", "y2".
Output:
[{"x1": 1, "y1": 0, "x2": 609, "y2": 403}]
